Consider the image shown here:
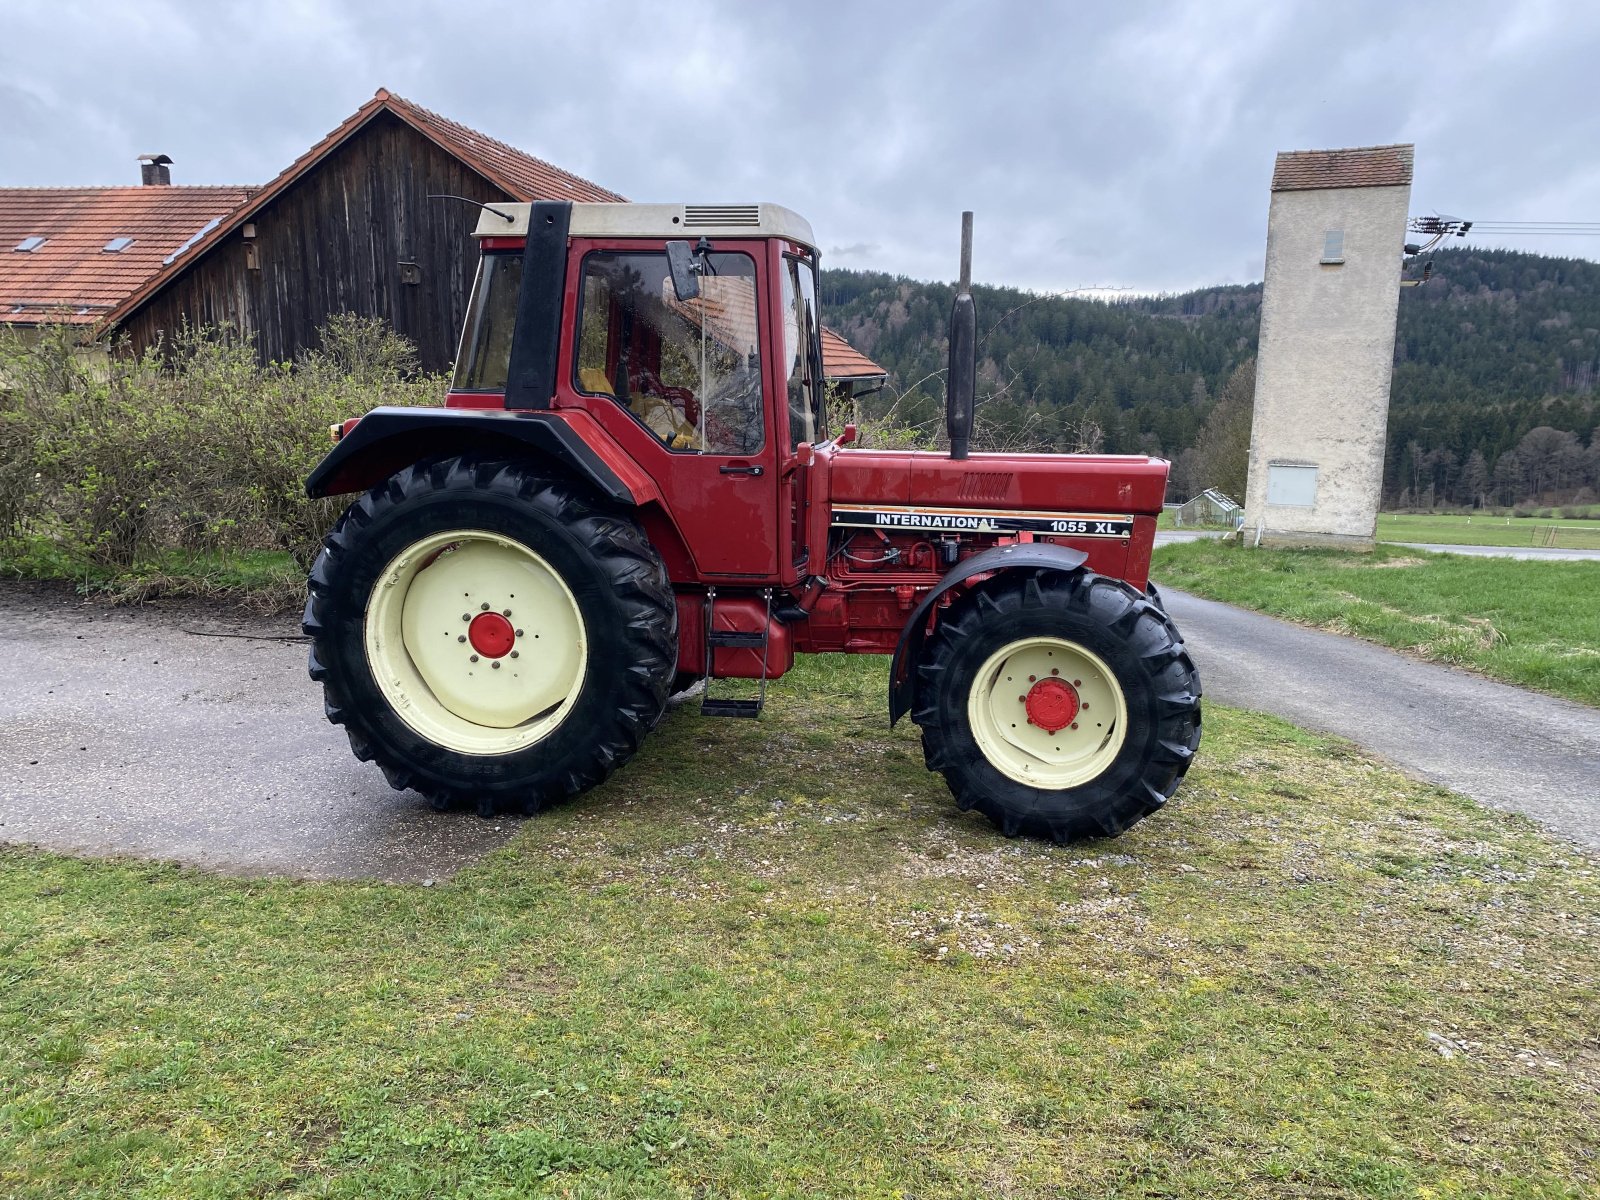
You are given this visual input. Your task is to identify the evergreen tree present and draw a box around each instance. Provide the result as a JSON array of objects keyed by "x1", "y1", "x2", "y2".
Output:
[
  {"x1": 1186, "y1": 359, "x2": 1255, "y2": 502},
  {"x1": 822, "y1": 245, "x2": 1600, "y2": 507}
]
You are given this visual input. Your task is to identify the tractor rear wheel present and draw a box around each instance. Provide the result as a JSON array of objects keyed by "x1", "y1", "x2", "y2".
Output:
[
  {"x1": 912, "y1": 569, "x2": 1201, "y2": 842},
  {"x1": 303, "y1": 455, "x2": 676, "y2": 815}
]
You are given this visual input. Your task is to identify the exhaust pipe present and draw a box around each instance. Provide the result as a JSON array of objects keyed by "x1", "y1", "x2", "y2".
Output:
[{"x1": 947, "y1": 211, "x2": 977, "y2": 460}]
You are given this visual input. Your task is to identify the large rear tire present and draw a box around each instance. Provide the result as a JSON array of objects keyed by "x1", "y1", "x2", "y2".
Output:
[
  {"x1": 303, "y1": 455, "x2": 676, "y2": 815},
  {"x1": 912, "y1": 569, "x2": 1201, "y2": 842}
]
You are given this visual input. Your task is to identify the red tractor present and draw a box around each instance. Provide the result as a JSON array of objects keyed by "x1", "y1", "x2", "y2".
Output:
[{"x1": 303, "y1": 202, "x2": 1201, "y2": 841}]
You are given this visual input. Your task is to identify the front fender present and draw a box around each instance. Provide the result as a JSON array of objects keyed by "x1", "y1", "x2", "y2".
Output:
[
  {"x1": 305, "y1": 407, "x2": 634, "y2": 503},
  {"x1": 888, "y1": 542, "x2": 1089, "y2": 726}
]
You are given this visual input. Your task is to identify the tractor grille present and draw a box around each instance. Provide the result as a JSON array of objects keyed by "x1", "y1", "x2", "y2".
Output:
[
  {"x1": 958, "y1": 472, "x2": 1013, "y2": 501},
  {"x1": 683, "y1": 205, "x2": 761, "y2": 228}
]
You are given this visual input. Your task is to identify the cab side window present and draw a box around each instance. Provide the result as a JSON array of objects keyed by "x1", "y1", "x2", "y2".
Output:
[{"x1": 574, "y1": 250, "x2": 764, "y2": 455}]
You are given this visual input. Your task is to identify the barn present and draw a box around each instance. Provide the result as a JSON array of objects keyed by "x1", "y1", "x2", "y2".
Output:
[
  {"x1": 5, "y1": 88, "x2": 885, "y2": 389},
  {"x1": 100, "y1": 89, "x2": 623, "y2": 373}
]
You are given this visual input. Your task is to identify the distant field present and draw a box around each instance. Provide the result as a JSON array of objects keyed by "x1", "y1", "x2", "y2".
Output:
[
  {"x1": 1152, "y1": 538, "x2": 1600, "y2": 707},
  {"x1": 1377, "y1": 512, "x2": 1600, "y2": 550}
]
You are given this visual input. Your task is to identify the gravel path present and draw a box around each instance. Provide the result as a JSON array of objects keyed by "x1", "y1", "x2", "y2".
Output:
[
  {"x1": 0, "y1": 586, "x2": 514, "y2": 882},
  {"x1": 5, "y1": 579, "x2": 1597, "y2": 880}
]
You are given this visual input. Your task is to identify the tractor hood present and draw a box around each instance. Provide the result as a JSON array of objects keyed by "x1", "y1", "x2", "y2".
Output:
[{"x1": 827, "y1": 449, "x2": 1169, "y2": 516}]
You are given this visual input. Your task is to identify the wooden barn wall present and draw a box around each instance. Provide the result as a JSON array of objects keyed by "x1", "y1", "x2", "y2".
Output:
[{"x1": 120, "y1": 113, "x2": 507, "y2": 374}]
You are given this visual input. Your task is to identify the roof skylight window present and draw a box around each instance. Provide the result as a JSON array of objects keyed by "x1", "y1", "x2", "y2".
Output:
[
  {"x1": 103, "y1": 236, "x2": 135, "y2": 253},
  {"x1": 13, "y1": 236, "x2": 47, "y2": 252}
]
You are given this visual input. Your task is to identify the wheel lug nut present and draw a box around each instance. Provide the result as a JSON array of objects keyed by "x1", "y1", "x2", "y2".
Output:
[
  {"x1": 502, "y1": 609, "x2": 512, "y2": 617},
  {"x1": 510, "y1": 650, "x2": 519, "y2": 658},
  {"x1": 470, "y1": 655, "x2": 479, "y2": 663},
  {"x1": 1017, "y1": 695, "x2": 1026, "y2": 703},
  {"x1": 1082, "y1": 703, "x2": 1090, "y2": 710},
  {"x1": 481, "y1": 603, "x2": 490, "y2": 611},
  {"x1": 458, "y1": 635, "x2": 467, "y2": 643},
  {"x1": 515, "y1": 629, "x2": 524, "y2": 637},
  {"x1": 1073, "y1": 679, "x2": 1082, "y2": 686},
  {"x1": 462, "y1": 614, "x2": 471, "y2": 622},
  {"x1": 491, "y1": 661, "x2": 501, "y2": 669},
  {"x1": 1051, "y1": 668, "x2": 1059, "y2": 676},
  {"x1": 1028, "y1": 675, "x2": 1036, "y2": 682},
  {"x1": 1070, "y1": 722, "x2": 1079, "y2": 730}
]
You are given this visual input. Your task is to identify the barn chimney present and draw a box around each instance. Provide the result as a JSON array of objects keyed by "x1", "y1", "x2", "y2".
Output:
[{"x1": 138, "y1": 154, "x2": 173, "y2": 186}]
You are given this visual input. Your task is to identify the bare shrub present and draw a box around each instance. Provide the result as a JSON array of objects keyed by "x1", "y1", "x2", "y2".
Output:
[{"x1": 0, "y1": 318, "x2": 441, "y2": 577}]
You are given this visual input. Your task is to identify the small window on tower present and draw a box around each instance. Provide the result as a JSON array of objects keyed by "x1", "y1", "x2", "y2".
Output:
[
  {"x1": 1267, "y1": 463, "x2": 1319, "y2": 507},
  {"x1": 1320, "y1": 229, "x2": 1345, "y2": 264}
]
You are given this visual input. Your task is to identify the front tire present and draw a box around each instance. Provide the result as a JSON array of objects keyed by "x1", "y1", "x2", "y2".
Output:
[
  {"x1": 912, "y1": 569, "x2": 1201, "y2": 842},
  {"x1": 303, "y1": 455, "x2": 676, "y2": 815}
]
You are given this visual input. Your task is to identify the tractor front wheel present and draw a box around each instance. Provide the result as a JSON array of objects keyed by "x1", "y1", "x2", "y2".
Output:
[
  {"x1": 913, "y1": 570, "x2": 1201, "y2": 842},
  {"x1": 303, "y1": 456, "x2": 676, "y2": 815}
]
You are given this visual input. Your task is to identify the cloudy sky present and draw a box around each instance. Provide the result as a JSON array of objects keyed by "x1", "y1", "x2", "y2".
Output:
[{"x1": 3, "y1": 0, "x2": 1597, "y2": 294}]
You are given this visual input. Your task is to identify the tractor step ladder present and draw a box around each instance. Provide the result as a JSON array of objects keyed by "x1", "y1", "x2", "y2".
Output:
[{"x1": 700, "y1": 587, "x2": 771, "y2": 719}]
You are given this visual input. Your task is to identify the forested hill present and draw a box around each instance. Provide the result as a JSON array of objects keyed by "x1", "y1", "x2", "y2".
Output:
[{"x1": 819, "y1": 247, "x2": 1600, "y2": 505}]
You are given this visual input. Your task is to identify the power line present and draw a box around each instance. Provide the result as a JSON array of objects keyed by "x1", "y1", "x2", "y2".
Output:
[
  {"x1": 1466, "y1": 220, "x2": 1600, "y2": 226},
  {"x1": 1407, "y1": 215, "x2": 1600, "y2": 243}
]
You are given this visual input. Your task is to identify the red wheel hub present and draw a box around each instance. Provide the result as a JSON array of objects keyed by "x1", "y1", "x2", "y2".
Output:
[
  {"x1": 468, "y1": 612, "x2": 516, "y2": 658},
  {"x1": 1024, "y1": 677, "x2": 1079, "y2": 732}
]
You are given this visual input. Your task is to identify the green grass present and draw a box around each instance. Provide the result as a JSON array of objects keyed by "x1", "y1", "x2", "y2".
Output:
[
  {"x1": 1153, "y1": 538, "x2": 1600, "y2": 706},
  {"x1": 1378, "y1": 512, "x2": 1600, "y2": 550},
  {"x1": 3, "y1": 654, "x2": 1598, "y2": 1197},
  {"x1": 1, "y1": 536, "x2": 302, "y2": 610}
]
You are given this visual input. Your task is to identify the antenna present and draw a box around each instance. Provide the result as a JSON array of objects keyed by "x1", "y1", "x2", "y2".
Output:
[{"x1": 428, "y1": 194, "x2": 515, "y2": 223}]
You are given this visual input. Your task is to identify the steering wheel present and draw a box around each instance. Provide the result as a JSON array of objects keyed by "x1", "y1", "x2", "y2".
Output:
[{"x1": 630, "y1": 366, "x2": 699, "y2": 425}]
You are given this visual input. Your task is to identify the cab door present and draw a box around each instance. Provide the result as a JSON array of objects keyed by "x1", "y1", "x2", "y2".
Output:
[{"x1": 562, "y1": 238, "x2": 779, "y2": 579}]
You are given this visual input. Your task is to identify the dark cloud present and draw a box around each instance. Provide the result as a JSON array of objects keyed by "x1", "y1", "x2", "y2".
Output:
[{"x1": 3, "y1": 0, "x2": 1595, "y2": 292}]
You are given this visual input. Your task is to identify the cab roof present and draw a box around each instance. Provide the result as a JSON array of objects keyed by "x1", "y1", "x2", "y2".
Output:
[{"x1": 472, "y1": 202, "x2": 816, "y2": 248}]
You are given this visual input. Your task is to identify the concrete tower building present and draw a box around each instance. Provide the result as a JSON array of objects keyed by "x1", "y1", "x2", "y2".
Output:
[{"x1": 1243, "y1": 144, "x2": 1414, "y2": 548}]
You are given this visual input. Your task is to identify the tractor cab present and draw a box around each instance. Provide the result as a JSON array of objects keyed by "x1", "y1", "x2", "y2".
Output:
[{"x1": 443, "y1": 202, "x2": 826, "y2": 579}]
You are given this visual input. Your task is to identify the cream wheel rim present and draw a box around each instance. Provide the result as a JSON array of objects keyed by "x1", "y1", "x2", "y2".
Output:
[
  {"x1": 967, "y1": 636, "x2": 1128, "y2": 788},
  {"x1": 364, "y1": 530, "x2": 588, "y2": 756}
]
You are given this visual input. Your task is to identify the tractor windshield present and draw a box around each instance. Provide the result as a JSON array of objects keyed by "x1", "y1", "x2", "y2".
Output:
[
  {"x1": 782, "y1": 256, "x2": 824, "y2": 447},
  {"x1": 452, "y1": 252, "x2": 521, "y2": 392}
]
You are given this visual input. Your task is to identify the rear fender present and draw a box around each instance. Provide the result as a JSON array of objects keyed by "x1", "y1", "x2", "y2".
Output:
[
  {"x1": 305, "y1": 407, "x2": 634, "y2": 503},
  {"x1": 888, "y1": 542, "x2": 1089, "y2": 726}
]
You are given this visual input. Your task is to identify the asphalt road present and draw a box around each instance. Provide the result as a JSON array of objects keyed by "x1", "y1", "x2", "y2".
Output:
[
  {"x1": 1161, "y1": 587, "x2": 1600, "y2": 851},
  {"x1": 1155, "y1": 530, "x2": 1600, "y2": 561},
  {"x1": 4, "y1": 580, "x2": 1598, "y2": 881},
  {"x1": 0, "y1": 586, "x2": 515, "y2": 882},
  {"x1": 1389, "y1": 541, "x2": 1600, "y2": 562}
]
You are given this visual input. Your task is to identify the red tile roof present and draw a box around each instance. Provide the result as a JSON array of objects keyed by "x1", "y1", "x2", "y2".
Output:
[
  {"x1": 0, "y1": 186, "x2": 255, "y2": 325},
  {"x1": 821, "y1": 327, "x2": 886, "y2": 381},
  {"x1": 383, "y1": 91, "x2": 624, "y2": 204},
  {"x1": 101, "y1": 88, "x2": 624, "y2": 330},
  {"x1": 1271, "y1": 144, "x2": 1414, "y2": 192}
]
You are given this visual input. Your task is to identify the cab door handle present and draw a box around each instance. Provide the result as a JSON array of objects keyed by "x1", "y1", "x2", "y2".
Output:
[{"x1": 719, "y1": 464, "x2": 764, "y2": 476}]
